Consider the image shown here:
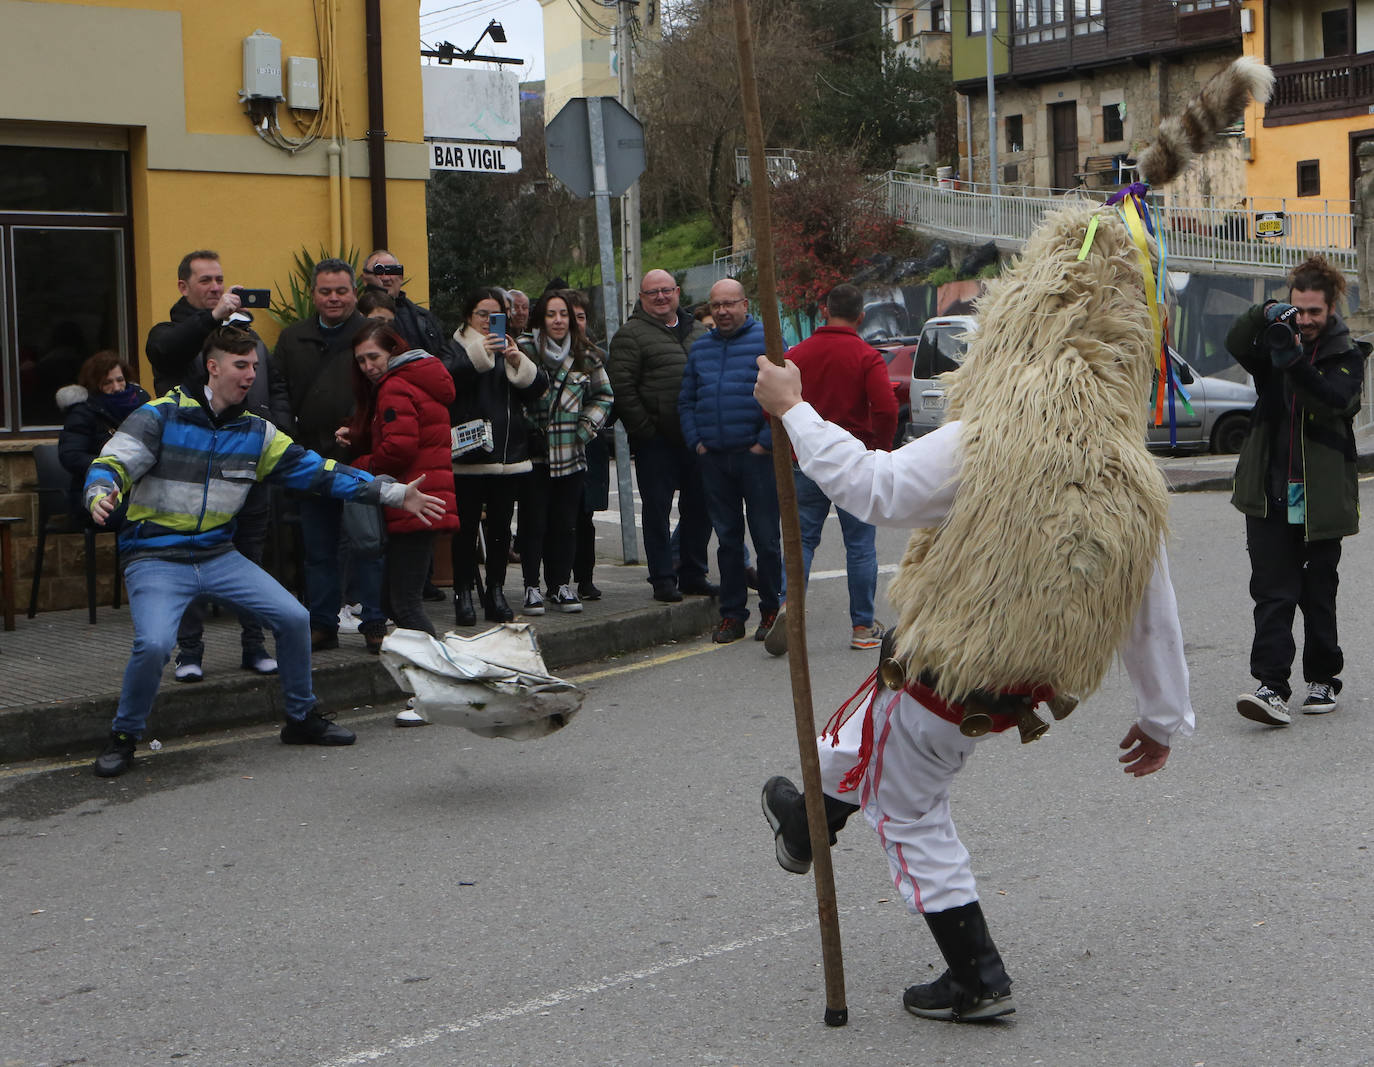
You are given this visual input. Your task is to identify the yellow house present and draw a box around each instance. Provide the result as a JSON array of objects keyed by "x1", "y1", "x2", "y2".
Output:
[
  {"x1": 0, "y1": 0, "x2": 431, "y2": 610},
  {"x1": 1242, "y1": 0, "x2": 1373, "y2": 211}
]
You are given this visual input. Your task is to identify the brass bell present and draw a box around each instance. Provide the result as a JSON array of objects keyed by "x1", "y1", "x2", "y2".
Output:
[
  {"x1": 1047, "y1": 693, "x2": 1079, "y2": 721},
  {"x1": 1016, "y1": 705, "x2": 1050, "y2": 744},
  {"x1": 958, "y1": 695, "x2": 994, "y2": 737},
  {"x1": 880, "y1": 657, "x2": 907, "y2": 691}
]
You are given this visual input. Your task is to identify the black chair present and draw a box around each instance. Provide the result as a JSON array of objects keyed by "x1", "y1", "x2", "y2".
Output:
[{"x1": 27, "y1": 444, "x2": 121, "y2": 624}]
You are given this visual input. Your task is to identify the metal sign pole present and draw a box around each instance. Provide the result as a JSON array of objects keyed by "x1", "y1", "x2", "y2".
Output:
[{"x1": 587, "y1": 96, "x2": 640, "y2": 564}]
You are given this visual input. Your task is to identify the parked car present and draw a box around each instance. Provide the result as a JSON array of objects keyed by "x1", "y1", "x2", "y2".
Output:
[
  {"x1": 870, "y1": 334, "x2": 920, "y2": 447},
  {"x1": 902, "y1": 314, "x2": 1256, "y2": 453}
]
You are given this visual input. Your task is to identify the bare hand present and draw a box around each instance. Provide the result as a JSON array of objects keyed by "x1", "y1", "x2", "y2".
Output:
[
  {"x1": 213, "y1": 289, "x2": 243, "y2": 322},
  {"x1": 334, "y1": 425, "x2": 351, "y2": 447},
  {"x1": 90, "y1": 490, "x2": 118, "y2": 526},
  {"x1": 401, "y1": 475, "x2": 446, "y2": 526},
  {"x1": 503, "y1": 340, "x2": 523, "y2": 368},
  {"x1": 754, "y1": 356, "x2": 804, "y2": 417},
  {"x1": 1118, "y1": 724, "x2": 1170, "y2": 777},
  {"x1": 696, "y1": 443, "x2": 707, "y2": 455},
  {"x1": 748, "y1": 442, "x2": 768, "y2": 455}
]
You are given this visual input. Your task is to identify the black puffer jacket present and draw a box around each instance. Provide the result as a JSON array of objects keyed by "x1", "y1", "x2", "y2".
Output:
[
  {"x1": 607, "y1": 305, "x2": 707, "y2": 448},
  {"x1": 449, "y1": 326, "x2": 549, "y2": 475}
]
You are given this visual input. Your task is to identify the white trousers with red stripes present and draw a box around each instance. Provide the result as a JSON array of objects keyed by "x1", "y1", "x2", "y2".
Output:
[{"x1": 817, "y1": 688, "x2": 988, "y2": 915}]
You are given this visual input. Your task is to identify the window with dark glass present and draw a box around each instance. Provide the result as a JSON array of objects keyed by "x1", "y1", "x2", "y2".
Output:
[
  {"x1": 932, "y1": 1, "x2": 945, "y2": 32},
  {"x1": 900, "y1": 12, "x2": 914, "y2": 39},
  {"x1": 1297, "y1": 159, "x2": 1321, "y2": 197},
  {"x1": 0, "y1": 145, "x2": 131, "y2": 433},
  {"x1": 1006, "y1": 113, "x2": 1024, "y2": 152},
  {"x1": 1103, "y1": 103, "x2": 1124, "y2": 143}
]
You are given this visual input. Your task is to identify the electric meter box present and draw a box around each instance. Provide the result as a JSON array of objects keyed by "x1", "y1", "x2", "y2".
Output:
[
  {"x1": 287, "y1": 57, "x2": 320, "y2": 111},
  {"x1": 242, "y1": 31, "x2": 284, "y2": 102}
]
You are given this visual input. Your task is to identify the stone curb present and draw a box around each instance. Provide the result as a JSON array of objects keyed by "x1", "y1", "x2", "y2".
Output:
[{"x1": 0, "y1": 597, "x2": 719, "y2": 764}]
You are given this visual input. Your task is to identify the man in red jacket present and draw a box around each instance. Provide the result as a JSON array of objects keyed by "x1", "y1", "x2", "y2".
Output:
[{"x1": 766, "y1": 283, "x2": 898, "y2": 655}]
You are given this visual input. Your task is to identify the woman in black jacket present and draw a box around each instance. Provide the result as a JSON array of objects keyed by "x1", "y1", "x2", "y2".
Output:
[
  {"x1": 448, "y1": 286, "x2": 549, "y2": 624},
  {"x1": 57, "y1": 351, "x2": 150, "y2": 522}
]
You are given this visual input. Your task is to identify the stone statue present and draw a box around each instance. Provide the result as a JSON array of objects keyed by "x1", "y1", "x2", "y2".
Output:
[{"x1": 1353, "y1": 140, "x2": 1374, "y2": 322}]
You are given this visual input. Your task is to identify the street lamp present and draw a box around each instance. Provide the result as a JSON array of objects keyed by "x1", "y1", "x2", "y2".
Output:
[{"x1": 422, "y1": 20, "x2": 519, "y2": 66}]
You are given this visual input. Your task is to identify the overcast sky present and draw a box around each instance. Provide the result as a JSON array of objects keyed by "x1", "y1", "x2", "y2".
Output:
[{"x1": 418, "y1": 0, "x2": 546, "y2": 82}]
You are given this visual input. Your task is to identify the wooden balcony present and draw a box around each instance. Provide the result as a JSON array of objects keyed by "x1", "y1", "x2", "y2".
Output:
[{"x1": 1265, "y1": 52, "x2": 1374, "y2": 126}]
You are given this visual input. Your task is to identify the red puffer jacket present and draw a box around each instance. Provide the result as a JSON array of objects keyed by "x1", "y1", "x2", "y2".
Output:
[{"x1": 352, "y1": 351, "x2": 460, "y2": 534}]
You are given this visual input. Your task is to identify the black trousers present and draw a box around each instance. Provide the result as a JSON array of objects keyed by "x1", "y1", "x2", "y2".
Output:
[
  {"x1": 519, "y1": 467, "x2": 586, "y2": 592},
  {"x1": 1245, "y1": 512, "x2": 1343, "y2": 699},
  {"x1": 451, "y1": 473, "x2": 522, "y2": 593},
  {"x1": 384, "y1": 530, "x2": 437, "y2": 636}
]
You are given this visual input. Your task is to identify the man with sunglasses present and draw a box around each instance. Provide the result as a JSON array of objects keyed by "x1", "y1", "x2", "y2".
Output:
[
  {"x1": 361, "y1": 250, "x2": 456, "y2": 366},
  {"x1": 86, "y1": 326, "x2": 448, "y2": 778},
  {"x1": 608, "y1": 268, "x2": 716, "y2": 603},
  {"x1": 145, "y1": 249, "x2": 292, "y2": 681}
]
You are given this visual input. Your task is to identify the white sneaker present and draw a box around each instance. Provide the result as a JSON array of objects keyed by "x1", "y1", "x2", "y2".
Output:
[
  {"x1": 522, "y1": 587, "x2": 546, "y2": 616},
  {"x1": 174, "y1": 659, "x2": 203, "y2": 683},
  {"x1": 394, "y1": 702, "x2": 427, "y2": 727},
  {"x1": 337, "y1": 605, "x2": 362, "y2": 634},
  {"x1": 550, "y1": 584, "x2": 583, "y2": 613}
]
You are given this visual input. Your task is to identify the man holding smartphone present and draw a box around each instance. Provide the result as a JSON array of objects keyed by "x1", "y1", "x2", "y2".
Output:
[{"x1": 144, "y1": 248, "x2": 294, "y2": 681}]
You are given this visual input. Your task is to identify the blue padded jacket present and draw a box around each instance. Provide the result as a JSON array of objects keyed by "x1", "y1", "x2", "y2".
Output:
[{"x1": 677, "y1": 317, "x2": 778, "y2": 452}]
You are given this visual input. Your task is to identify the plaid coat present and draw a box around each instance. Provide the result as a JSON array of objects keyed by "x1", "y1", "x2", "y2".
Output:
[{"x1": 519, "y1": 335, "x2": 614, "y2": 477}]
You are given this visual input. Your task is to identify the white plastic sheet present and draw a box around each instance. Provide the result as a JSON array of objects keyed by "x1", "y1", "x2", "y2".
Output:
[{"x1": 377, "y1": 624, "x2": 583, "y2": 740}]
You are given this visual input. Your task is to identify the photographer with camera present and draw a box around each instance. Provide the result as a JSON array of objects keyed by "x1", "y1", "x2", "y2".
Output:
[
  {"x1": 144, "y1": 249, "x2": 292, "y2": 681},
  {"x1": 361, "y1": 250, "x2": 457, "y2": 367},
  {"x1": 1228, "y1": 256, "x2": 1369, "y2": 726}
]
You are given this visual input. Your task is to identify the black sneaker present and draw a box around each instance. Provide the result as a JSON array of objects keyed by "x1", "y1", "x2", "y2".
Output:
[
  {"x1": 280, "y1": 707, "x2": 356, "y2": 746},
  {"x1": 94, "y1": 731, "x2": 137, "y2": 778},
  {"x1": 678, "y1": 577, "x2": 719, "y2": 597},
  {"x1": 652, "y1": 582, "x2": 684, "y2": 603},
  {"x1": 577, "y1": 581, "x2": 602, "y2": 601},
  {"x1": 1302, "y1": 682, "x2": 1338, "y2": 715},
  {"x1": 903, "y1": 971, "x2": 1016, "y2": 1022},
  {"x1": 1237, "y1": 684, "x2": 1291, "y2": 726},
  {"x1": 761, "y1": 775, "x2": 812, "y2": 874},
  {"x1": 422, "y1": 582, "x2": 446, "y2": 602},
  {"x1": 550, "y1": 585, "x2": 583, "y2": 613},
  {"x1": 712, "y1": 617, "x2": 747, "y2": 643}
]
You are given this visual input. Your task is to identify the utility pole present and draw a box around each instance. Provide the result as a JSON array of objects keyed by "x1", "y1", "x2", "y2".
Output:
[
  {"x1": 618, "y1": 0, "x2": 642, "y2": 313},
  {"x1": 984, "y1": 0, "x2": 999, "y2": 194}
]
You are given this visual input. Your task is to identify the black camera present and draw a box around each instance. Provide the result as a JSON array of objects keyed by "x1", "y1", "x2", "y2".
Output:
[
  {"x1": 1265, "y1": 303, "x2": 1300, "y2": 348},
  {"x1": 370, "y1": 263, "x2": 404, "y2": 277}
]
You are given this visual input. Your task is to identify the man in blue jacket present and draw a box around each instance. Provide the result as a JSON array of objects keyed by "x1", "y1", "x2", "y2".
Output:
[{"x1": 679, "y1": 278, "x2": 783, "y2": 644}]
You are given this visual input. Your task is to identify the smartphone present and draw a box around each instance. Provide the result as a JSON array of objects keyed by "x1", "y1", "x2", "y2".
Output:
[
  {"x1": 234, "y1": 287, "x2": 272, "y2": 309},
  {"x1": 489, "y1": 312, "x2": 507, "y2": 339}
]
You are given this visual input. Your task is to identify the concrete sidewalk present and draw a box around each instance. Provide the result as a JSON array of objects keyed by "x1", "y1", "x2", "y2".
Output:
[{"x1": 0, "y1": 559, "x2": 718, "y2": 765}]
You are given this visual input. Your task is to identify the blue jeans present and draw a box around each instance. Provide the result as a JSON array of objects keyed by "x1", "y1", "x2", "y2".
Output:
[
  {"x1": 634, "y1": 436, "x2": 711, "y2": 588},
  {"x1": 698, "y1": 449, "x2": 783, "y2": 622},
  {"x1": 299, "y1": 495, "x2": 384, "y2": 632},
  {"x1": 114, "y1": 551, "x2": 314, "y2": 737},
  {"x1": 793, "y1": 468, "x2": 877, "y2": 627}
]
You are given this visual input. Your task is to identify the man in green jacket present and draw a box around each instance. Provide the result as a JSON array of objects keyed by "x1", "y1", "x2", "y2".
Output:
[
  {"x1": 1229, "y1": 256, "x2": 1368, "y2": 726},
  {"x1": 608, "y1": 268, "x2": 716, "y2": 603}
]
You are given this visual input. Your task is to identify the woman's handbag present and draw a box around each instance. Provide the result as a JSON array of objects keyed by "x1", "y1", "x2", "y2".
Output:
[{"x1": 341, "y1": 499, "x2": 386, "y2": 558}]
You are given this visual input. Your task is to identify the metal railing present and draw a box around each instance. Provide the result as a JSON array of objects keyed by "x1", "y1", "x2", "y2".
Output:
[
  {"x1": 881, "y1": 171, "x2": 1355, "y2": 276},
  {"x1": 734, "y1": 148, "x2": 806, "y2": 186}
]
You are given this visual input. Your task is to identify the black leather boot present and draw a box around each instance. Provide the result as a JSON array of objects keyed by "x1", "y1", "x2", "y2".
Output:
[
  {"x1": 761, "y1": 775, "x2": 860, "y2": 875},
  {"x1": 454, "y1": 586, "x2": 477, "y2": 626},
  {"x1": 904, "y1": 901, "x2": 1015, "y2": 1022},
  {"x1": 484, "y1": 587, "x2": 515, "y2": 622}
]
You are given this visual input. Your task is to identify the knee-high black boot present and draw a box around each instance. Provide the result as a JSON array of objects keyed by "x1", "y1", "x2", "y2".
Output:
[
  {"x1": 761, "y1": 775, "x2": 860, "y2": 874},
  {"x1": 904, "y1": 900, "x2": 1015, "y2": 1022}
]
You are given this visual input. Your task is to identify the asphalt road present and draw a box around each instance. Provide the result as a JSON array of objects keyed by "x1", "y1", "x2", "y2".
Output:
[{"x1": 4, "y1": 487, "x2": 1374, "y2": 1067}]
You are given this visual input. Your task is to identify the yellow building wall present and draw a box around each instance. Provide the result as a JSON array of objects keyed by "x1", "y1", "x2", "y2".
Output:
[
  {"x1": 1, "y1": 0, "x2": 432, "y2": 362},
  {"x1": 1242, "y1": 0, "x2": 1369, "y2": 211},
  {"x1": 538, "y1": 0, "x2": 618, "y2": 126}
]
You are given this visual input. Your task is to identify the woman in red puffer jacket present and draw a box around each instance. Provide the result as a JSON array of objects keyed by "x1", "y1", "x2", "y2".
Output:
[{"x1": 341, "y1": 319, "x2": 459, "y2": 638}]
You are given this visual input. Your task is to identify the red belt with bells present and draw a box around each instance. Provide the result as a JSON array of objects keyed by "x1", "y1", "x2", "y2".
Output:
[{"x1": 904, "y1": 676, "x2": 1059, "y2": 740}]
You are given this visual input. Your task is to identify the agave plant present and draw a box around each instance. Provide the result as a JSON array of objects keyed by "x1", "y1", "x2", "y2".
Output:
[{"x1": 269, "y1": 246, "x2": 362, "y2": 327}]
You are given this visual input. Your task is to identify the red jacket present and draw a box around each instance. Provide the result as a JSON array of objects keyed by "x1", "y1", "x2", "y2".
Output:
[
  {"x1": 353, "y1": 351, "x2": 460, "y2": 534},
  {"x1": 789, "y1": 325, "x2": 898, "y2": 451}
]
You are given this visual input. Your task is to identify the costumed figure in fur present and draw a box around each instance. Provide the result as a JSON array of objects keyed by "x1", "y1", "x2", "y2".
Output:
[{"x1": 754, "y1": 56, "x2": 1272, "y2": 1025}]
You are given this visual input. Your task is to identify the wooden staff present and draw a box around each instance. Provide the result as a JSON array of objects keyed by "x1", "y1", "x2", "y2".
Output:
[{"x1": 731, "y1": 0, "x2": 848, "y2": 1028}]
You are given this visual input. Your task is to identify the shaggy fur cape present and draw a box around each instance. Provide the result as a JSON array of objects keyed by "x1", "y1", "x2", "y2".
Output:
[
  {"x1": 886, "y1": 204, "x2": 1170, "y2": 704},
  {"x1": 883, "y1": 57, "x2": 1272, "y2": 706}
]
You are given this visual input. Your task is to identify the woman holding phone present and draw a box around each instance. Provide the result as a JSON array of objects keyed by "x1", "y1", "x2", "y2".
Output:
[{"x1": 448, "y1": 286, "x2": 548, "y2": 626}]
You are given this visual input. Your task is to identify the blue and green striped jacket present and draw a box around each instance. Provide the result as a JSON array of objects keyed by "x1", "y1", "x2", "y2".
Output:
[{"x1": 84, "y1": 387, "x2": 389, "y2": 564}]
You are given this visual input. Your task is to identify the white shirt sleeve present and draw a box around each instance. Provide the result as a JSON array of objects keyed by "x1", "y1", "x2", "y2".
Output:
[
  {"x1": 780, "y1": 402, "x2": 962, "y2": 528},
  {"x1": 781, "y1": 401, "x2": 1193, "y2": 746},
  {"x1": 1121, "y1": 545, "x2": 1196, "y2": 746}
]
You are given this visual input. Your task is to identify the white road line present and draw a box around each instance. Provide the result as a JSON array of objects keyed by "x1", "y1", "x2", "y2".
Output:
[{"x1": 313, "y1": 918, "x2": 813, "y2": 1066}]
